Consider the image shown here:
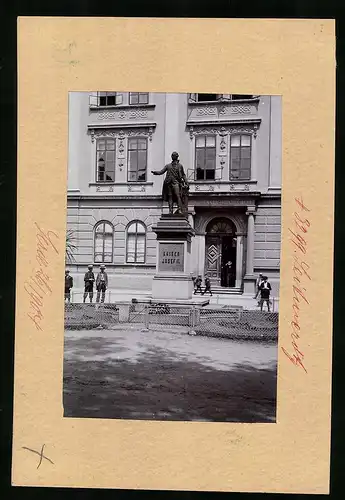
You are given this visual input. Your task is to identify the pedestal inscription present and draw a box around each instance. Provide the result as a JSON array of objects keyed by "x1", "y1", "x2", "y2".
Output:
[
  {"x1": 152, "y1": 213, "x2": 195, "y2": 300},
  {"x1": 159, "y1": 243, "x2": 184, "y2": 272}
]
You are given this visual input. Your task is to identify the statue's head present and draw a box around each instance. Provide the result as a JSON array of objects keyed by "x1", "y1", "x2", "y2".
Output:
[{"x1": 171, "y1": 151, "x2": 179, "y2": 161}]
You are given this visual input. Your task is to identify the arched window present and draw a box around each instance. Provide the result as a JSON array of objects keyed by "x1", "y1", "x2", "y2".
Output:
[
  {"x1": 126, "y1": 221, "x2": 146, "y2": 263},
  {"x1": 206, "y1": 217, "x2": 236, "y2": 235},
  {"x1": 94, "y1": 221, "x2": 113, "y2": 263}
]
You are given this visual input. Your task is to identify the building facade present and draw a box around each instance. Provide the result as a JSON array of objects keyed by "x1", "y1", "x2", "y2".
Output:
[{"x1": 67, "y1": 92, "x2": 282, "y2": 297}]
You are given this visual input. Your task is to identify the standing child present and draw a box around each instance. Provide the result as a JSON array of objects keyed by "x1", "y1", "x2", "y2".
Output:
[
  {"x1": 202, "y1": 276, "x2": 213, "y2": 296},
  {"x1": 64, "y1": 270, "x2": 73, "y2": 303},
  {"x1": 83, "y1": 265, "x2": 95, "y2": 303},
  {"x1": 96, "y1": 265, "x2": 108, "y2": 303},
  {"x1": 259, "y1": 276, "x2": 272, "y2": 312},
  {"x1": 254, "y1": 273, "x2": 264, "y2": 300},
  {"x1": 193, "y1": 275, "x2": 203, "y2": 294}
]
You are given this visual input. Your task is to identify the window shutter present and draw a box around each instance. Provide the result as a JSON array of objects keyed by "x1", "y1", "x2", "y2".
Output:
[{"x1": 89, "y1": 94, "x2": 98, "y2": 107}]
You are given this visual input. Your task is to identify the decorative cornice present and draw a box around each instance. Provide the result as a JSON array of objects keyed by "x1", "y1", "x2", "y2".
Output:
[
  {"x1": 246, "y1": 205, "x2": 257, "y2": 216},
  {"x1": 88, "y1": 124, "x2": 156, "y2": 142},
  {"x1": 88, "y1": 122, "x2": 156, "y2": 130},
  {"x1": 187, "y1": 118, "x2": 261, "y2": 127},
  {"x1": 89, "y1": 103, "x2": 156, "y2": 111},
  {"x1": 188, "y1": 98, "x2": 260, "y2": 106},
  {"x1": 187, "y1": 120, "x2": 261, "y2": 139}
]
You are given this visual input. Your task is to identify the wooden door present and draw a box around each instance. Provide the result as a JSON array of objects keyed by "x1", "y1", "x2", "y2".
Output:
[{"x1": 205, "y1": 236, "x2": 221, "y2": 286}]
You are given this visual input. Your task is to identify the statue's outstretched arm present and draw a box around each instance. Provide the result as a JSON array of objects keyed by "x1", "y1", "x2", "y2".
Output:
[{"x1": 151, "y1": 165, "x2": 167, "y2": 175}]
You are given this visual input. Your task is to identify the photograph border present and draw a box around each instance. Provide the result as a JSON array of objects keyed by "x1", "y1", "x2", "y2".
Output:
[{"x1": 11, "y1": 16, "x2": 335, "y2": 494}]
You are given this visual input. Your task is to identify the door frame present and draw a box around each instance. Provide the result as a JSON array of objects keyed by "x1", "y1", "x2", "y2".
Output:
[{"x1": 205, "y1": 232, "x2": 237, "y2": 287}]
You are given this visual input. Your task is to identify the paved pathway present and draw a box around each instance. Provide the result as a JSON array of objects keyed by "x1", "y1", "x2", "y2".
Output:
[{"x1": 64, "y1": 328, "x2": 277, "y2": 422}]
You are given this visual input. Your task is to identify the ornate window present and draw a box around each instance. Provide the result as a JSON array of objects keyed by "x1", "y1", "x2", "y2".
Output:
[
  {"x1": 94, "y1": 222, "x2": 114, "y2": 263},
  {"x1": 126, "y1": 221, "x2": 146, "y2": 263},
  {"x1": 97, "y1": 92, "x2": 123, "y2": 106},
  {"x1": 129, "y1": 92, "x2": 149, "y2": 105},
  {"x1": 229, "y1": 134, "x2": 251, "y2": 180},
  {"x1": 195, "y1": 135, "x2": 216, "y2": 180},
  {"x1": 127, "y1": 137, "x2": 148, "y2": 182},
  {"x1": 96, "y1": 138, "x2": 116, "y2": 182}
]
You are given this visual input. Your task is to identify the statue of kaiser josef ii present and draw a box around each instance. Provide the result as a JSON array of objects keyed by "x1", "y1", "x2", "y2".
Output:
[{"x1": 151, "y1": 151, "x2": 189, "y2": 215}]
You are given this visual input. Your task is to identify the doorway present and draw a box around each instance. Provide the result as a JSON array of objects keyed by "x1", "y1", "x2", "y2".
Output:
[{"x1": 205, "y1": 218, "x2": 237, "y2": 288}]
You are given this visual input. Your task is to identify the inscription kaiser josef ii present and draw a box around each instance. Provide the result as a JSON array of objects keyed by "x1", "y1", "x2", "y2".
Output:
[{"x1": 159, "y1": 243, "x2": 184, "y2": 272}]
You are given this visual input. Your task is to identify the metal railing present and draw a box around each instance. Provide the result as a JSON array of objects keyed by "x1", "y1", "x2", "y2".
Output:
[
  {"x1": 65, "y1": 301, "x2": 278, "y2": 341},
  {"x1": 64, "y1": 303, "x2": 119, "y2": 330},
  {"x1": 187, "y1": 168, "x2": 223, "y2": 182}
]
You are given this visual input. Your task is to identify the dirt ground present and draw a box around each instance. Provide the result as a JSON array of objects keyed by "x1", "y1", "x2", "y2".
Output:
[{"x1": 63, "y1": 327, "x2": 277, "y2": 422}]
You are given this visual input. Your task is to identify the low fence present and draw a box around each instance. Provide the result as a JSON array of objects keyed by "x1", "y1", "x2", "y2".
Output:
[
  {"x1": 65, "y1": 291, "x2": 279, "y2": 312},
  {"x1": 64, "y1": 303, "x2": 119, "y2": 330},
  {"x1": 65, "y1": 301, "x2": 278, "y2": 341}
]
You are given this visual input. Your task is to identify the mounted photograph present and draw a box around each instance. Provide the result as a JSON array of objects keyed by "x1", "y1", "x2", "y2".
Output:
[{"x1": 63, "y1": 91, "x2": 282, "y2": 423}]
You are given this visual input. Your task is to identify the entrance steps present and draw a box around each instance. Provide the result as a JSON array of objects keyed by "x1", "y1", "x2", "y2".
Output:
[{"x1": 211, "y1": 287, "x2": 243, "y2": 295}]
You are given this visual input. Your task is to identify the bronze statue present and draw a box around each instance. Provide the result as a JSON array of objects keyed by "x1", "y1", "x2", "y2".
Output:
[{"x1": 152, "y1": 152, "x2": 189, "y2": 215}]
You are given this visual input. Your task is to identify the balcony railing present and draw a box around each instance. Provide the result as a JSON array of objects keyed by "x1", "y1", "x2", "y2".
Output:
[
  {"x1": 187, "y1": 168, "x2": 223, "y2": 182},
  {"x1": 187, "y1": 96, "x2": 259, "y2": 124}
]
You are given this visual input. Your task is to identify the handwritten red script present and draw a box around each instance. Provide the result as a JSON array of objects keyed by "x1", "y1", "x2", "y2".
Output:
[
  {"x1": 24, "y1": 223, "x2": 59, "y2": 331},
  {"x1": 282, "y1": 197, "x2": 311, "y2": 373}
]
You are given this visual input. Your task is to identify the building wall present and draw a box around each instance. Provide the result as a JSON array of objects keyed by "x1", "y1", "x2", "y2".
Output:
[{"x1": 66, "y1": 92, "x2": 282, "y2": 296}]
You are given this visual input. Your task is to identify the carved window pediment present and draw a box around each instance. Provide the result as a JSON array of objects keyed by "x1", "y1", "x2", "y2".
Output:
[{"x1": 89, "y1": 125, "x2": 155, "y2": 143}]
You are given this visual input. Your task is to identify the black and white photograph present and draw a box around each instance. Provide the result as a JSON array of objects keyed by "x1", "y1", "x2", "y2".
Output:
[{"x1": 63, "y1": 91, "x2": 282, "y2": 423}]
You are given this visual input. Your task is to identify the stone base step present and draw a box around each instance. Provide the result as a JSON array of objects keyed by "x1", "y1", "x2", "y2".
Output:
[{"x1": 211, "y1": 287, "x2": 243, "y2": 295}]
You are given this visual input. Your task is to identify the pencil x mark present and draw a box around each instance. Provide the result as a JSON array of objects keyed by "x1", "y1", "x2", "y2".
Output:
[{"x1": 22, "y1": 444, "x2": 54, "y2": 469}]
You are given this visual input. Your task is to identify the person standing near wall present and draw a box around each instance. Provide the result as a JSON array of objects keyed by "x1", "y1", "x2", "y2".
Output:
[
  {"x1": 259, "y1": 276, "x2": 272, "y2": 312},
  {"x1": 64, "y1": 270, "x2": 73, "y2": 303},
  {"x1": 202, "y1": 276, "x2": 213, "y2": 296},
  {"x1": 96, "y1": 265, "x2": 108, "y2": 303},
  {"x1": 254, "y1": 273, "x2": 264, "y2": 299},
  {"x1": 83, "y1": 264, "x2": 95, "y2": 303},
  {"x1": 224, "y1": 260, "x2": 233, "y2": 287},
  {"x1": 193, "y1": 275, "x2": 203, "y2": 294}
]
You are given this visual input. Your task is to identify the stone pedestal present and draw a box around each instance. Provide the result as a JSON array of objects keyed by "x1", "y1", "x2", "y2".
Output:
[{"x1": 152, "y1": 214, "x2": 195, "y2": 300}]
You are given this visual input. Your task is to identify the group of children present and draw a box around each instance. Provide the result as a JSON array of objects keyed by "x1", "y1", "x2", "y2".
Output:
[
  {"x1": 64, "y1": 264, "x2": 109, "y2": 303},
  {"x1": 192, "y1": 275, "x2": 213, "y2": 296},
  {"x1": 192, "y1": 272, "x2": 272, "y2": 311}
]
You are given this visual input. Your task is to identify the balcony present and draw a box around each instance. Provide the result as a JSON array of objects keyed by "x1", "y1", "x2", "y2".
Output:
[
  {"x1": 185, "y1": 167, "x2": 258, "y2": 195},
  {"x1": 187, "y1": 180, "x2": 258, "y2": 195},
  {"x1": 89, "y1": 105, "x2": 156, "y2": 126},
  {"x1": 88, "y1": 93, "x2": 156, "y2": 127},
  {"x1": 187, "y1": 96, "x2": 259, "y2": 125}
]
